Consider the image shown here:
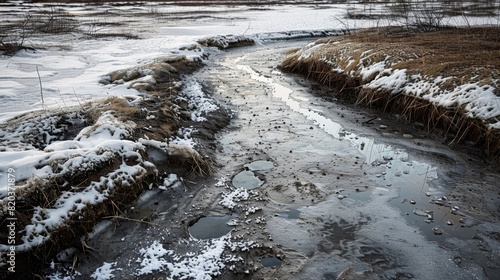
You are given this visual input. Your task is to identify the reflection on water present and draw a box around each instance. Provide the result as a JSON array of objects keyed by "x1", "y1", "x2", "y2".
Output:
[
  {"x1": 236, "y1": 56, "x2": 476, "y2": 240},
  {"x1": 261, "y1": 256, "x2": 283, "y2": 267},
  {"x1": 188, "y1": 216, "x2": 234, "y2": 240},
  {"x1": 244, "y1": 160, "x2": 275, "y2": 171},
  {"x1": 232, "y1": 170, "x2": 263, "y2": 189}
]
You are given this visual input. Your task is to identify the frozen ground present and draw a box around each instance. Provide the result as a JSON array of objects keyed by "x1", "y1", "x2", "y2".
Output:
[{"x1": 1, "y1": 1, "x2": 499, "y2": 279}]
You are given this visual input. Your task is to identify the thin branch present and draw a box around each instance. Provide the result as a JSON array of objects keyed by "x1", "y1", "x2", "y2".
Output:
[
  {"x1": 103, "y1": 215, "x2": 158, "y2": 226},
  {"x1": 36, "y1": 65, "x2": 44, "y2": 107}
]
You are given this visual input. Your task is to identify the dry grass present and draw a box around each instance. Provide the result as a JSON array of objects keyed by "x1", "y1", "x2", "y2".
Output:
[
  {"x1": 280, "y1": 27, "x2": 500, "y2": 166},
  {"x1": 0, "y1": 55, "x2": 227, "y2": 278},
  {"x1": 102, "y1": 96, "x2": 140, "y2": 116},
  {"x1": 350, "y1": 27, "x2": 500, "y2": 83},
  {"x1": 7, "y1": 151, "x2": 156, "y2": 278}
]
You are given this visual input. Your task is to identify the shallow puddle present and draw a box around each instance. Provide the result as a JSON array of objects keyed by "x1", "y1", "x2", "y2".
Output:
[
  {"x1": 261, "y1": 256, "x2": 283, "y2": 267},
  {"x1": 244, "y1": 160, "x2": 274, "y2": 171},
  {"x1": 188, "y1": 216, "x2": 234, "y2": 240},
  {"x1": 307, "y1": 166, "x2": 322, "y2": 173},
  {"x1": 278, "y1": 208, "x2": 300, "y2": 219},
  {"x1": 286, "y1": 208, "x2": 300, "y2": 219},
  {"x1": 338, "y1": 189, "x2": 372, "y2": 207},
  {"x1": 232, "y1": 170, "x2": 263, "y2": 189}
]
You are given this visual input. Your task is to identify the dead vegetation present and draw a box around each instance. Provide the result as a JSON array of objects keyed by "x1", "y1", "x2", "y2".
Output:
[
  {"x1": 280, "y1": 27, "x2": 500, "y2": 165},
  {"x1": 0, "y1": 55, "x2": 229, "y2": 279},
  {"x1": 198, "y1": 35, "x2": 255, "y2": 49}
]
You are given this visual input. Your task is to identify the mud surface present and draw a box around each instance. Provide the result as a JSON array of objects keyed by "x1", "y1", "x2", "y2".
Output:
[{"x1": 68, "y1": 40, "x2": 500, "y2": 279}]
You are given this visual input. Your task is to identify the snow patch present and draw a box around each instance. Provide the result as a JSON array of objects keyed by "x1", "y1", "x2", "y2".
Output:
[
  {"x1": 219, "y1": 188, "x2": 259, "y2": 210},
  {"x1": 136, "y1": 237, "x2": 231, "y2": 279},
  {"x1": 91, "y1": 262, "x2": 120, "y2": 280},
  {"x1": 178, "y1": 77, "x2": 219, "y2": 122}
]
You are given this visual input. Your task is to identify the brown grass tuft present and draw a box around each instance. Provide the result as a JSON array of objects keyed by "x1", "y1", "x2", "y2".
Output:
[
  {"x1": 103, "y1": 96, "x2": 140, "y2": 116},
  {"x1": 280, "y1": 27, "x2": 500, "y2": 166}
]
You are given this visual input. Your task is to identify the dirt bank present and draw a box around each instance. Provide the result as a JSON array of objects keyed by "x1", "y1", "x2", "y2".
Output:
[
  {"x1": 279, "y1": 27, "x2": 500, "y2": 166},
  {"x1": 0, "y1": 55, "x2": 230, "y2": 279}
]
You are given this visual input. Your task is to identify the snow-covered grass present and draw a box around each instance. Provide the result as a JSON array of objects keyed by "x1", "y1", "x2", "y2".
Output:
[
  {"x1": 0, "y1": 112, "x2": 86, "y2": 151},
  {"x1": 0, "y1": 111, "x2": 155, "y2": 251},
  {"x1": 280, "y1": 27, "x2": 500, "y2": 163},
  {"x1": 0, "y1": 55, "x2": 221, "y2": 269},
  {"x1": 177, "y1": 77, "x2": 219, "y2": 122}
]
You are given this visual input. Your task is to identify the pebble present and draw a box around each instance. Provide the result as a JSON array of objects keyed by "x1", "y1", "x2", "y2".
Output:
[{"x1": 432, "y1": 227, "x2": 443, "y2": 235}]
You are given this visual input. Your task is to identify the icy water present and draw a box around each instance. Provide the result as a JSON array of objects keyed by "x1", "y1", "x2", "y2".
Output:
[
  {"x1": 188, "y1": 216, "x2": 234, "y2": 239},
  {"x1": 261, "y1": 256, "x2": 283, "y2": 267},
  {"x1": 244, "y1": 160, "x2": 274, "y2": 171},
  {"x1": 232, "y1": 170, "x2": 263, "y2": 189}
]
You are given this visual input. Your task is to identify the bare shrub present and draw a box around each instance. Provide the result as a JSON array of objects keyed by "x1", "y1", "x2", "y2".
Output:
[
  {"x1": 0, "y1": 13, "x2": 34, "y2": 55},
  {"x1": 31, "y1": 4, "x2": 77, "y2": 34},
  {"x1": 390, "y1": 0, "x2": 445, "y2": 31}
]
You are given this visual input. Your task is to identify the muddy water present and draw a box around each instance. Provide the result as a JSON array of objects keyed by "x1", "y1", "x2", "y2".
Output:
[{"x1": 199, "y1": 40, "x2": 500, "y2": 279}]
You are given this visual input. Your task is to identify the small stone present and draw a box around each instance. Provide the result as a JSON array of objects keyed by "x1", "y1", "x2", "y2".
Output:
[
  {"x1": 432, "y1": 227, "x2": 443, "y2": 235},
  {"x1": 410, "y1": 200, "x2": 416, "y2": 204}
]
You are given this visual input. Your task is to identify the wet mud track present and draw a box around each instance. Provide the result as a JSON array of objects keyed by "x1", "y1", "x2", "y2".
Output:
[
  {"x1": 197, "y1": 41, "x2": 500, "y2": 279},
  {"x1": 73, "y1": 40, "x2": 500, "y2": 279}
]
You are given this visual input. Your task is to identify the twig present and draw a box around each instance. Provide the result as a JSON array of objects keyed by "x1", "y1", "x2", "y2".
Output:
[
  {"x1": 103, "y1": 215, "x2": 158, "y2": 226},
  {"x1": 72, "y1": 87, "x2": 84, "y2": 109},
  {"x1": 58, "y1": 89, "x2": 67, "y2": 109},
  {"x1": 36, "y1": 65, "x2": 44, "y2": 107},
  {"x1": 420, "y1": 165, "x2": 429, "y2": 195},
  {"x1": 243, "y1": 21, "x2": 251, "y2": 36},
  {"x1": 81, "y1": 240, "x2": 100, "y2": 255},
  {"x1": 363, "y1": 116, "x2": 377, "y2": 125}
]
